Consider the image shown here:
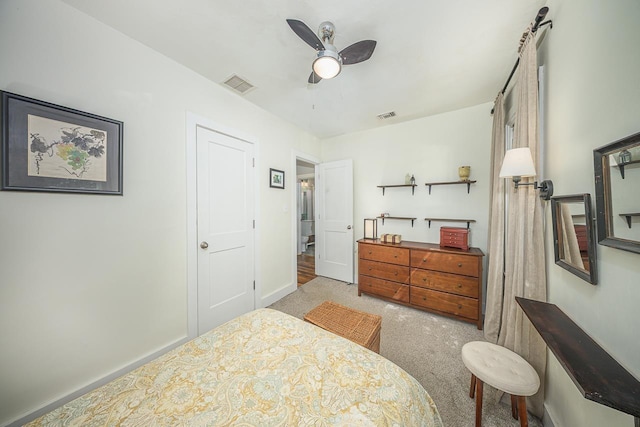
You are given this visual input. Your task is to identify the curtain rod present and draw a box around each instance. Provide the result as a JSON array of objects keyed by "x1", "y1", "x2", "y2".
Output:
[{"x1": 490, "y1": 7, "x2": 552, "y2": 114}]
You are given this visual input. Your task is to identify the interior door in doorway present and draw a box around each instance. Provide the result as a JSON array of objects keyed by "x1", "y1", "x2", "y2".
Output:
[
  {"x1": 196, "y1": 126, "x2": 255, "y2": 334},
  {"x1": 315, "y1": 159, "x2": 354, "y2": 283}
]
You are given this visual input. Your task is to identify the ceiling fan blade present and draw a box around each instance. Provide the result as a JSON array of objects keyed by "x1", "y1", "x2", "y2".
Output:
[
  {"x1": 308, "y1": 71, "x2": 323, "y2": 84},
  {"x1": 286, "y1": 19, "x2": 324, "y2": 51},
  {"x1": 340, "y1": 40, "x2": 377, "y2": 65}
]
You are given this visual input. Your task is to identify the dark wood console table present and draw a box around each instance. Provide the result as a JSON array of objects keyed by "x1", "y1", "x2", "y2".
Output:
[{"x1": 516, "y1": 297, "x2": 640, "y2": 426}]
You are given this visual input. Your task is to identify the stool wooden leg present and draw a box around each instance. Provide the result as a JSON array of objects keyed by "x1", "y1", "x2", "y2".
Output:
[
  {"x1": 475, "y1": 378, "x2": 483, "y2": 427},
  {"x1": 517, "y1": 396, "x2": 528, "y2": 427},
  {"x1": 469, "y1": 374, "x2": 476, "y2": 398},
  {"x1": 511, "y1": 394, "x2": 518, "y2": 419}
]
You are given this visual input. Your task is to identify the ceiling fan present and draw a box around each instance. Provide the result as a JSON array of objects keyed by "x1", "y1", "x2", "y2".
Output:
[{"x1": 286, "y1": 19, "x2": 377, "y2": 84}]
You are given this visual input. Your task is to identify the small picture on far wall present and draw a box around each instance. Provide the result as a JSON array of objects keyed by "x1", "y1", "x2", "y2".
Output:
[{"x1": 269, "y1": 168, "x2": 285, "y2": 189}]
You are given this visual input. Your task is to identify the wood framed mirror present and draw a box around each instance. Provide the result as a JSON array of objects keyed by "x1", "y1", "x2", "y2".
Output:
[
  {"x1": 593, "y1": 132, "x2": 640, "y2": 254},
  {"x1": 550, "y1": 194, "x2": 597, "y2": 284}
]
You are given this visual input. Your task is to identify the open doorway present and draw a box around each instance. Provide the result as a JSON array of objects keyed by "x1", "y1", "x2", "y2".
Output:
[{"x1": 296, "y1": 158, "x2": 317, "y2": 286}]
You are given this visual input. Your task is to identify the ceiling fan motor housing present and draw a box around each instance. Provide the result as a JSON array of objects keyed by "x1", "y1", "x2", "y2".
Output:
[{"x1": 318, "y1": 21, "x2": 336, "y2": 44}]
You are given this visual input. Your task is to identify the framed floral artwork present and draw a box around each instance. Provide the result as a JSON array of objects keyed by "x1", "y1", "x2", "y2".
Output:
[
  {"x1": 1, "y1": 91, "x2": 123, "y2": 195},
  {"x1": 269, "y1": 168, "x2": 285, "y2": 189}
]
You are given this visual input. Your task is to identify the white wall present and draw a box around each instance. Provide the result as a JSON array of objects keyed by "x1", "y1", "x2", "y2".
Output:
[
  {"x1": 539, "y1": 0, "x2": 640, "y2": 425},
  {"x1": 0, "y1": 0, "x2": 319, "y2": 424},
  {"x1": 321, "y1": 102, "x2": 493, "y2": 278}
]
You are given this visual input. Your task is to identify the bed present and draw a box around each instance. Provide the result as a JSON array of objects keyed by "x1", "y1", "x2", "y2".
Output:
[{"x1": 27, "y1": 308, "x2": 443, "y2": 426}]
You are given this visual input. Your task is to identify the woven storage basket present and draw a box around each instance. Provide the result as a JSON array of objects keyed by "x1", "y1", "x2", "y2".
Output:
[{"x1": 304, "y1": 301, "x2": 382, "y2": 353}]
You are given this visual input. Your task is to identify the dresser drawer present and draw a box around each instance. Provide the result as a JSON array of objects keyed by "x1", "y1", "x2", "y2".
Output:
[
  {"x1": 358, "y1": 275, "x2": 410, "y2": 303},
  {"x1": 359, "y1": 259, "x2": 410, "y2": 284},
  {"x1": 410, "y1": 269, "x2": 479, "y2": 298},
  {"x1": 410, "y1": 287, "x2": 478, "y2": 320},
  {"x1": 359, "y1": 243, "x2": 409, "y2": 266},
  {"x1": 410, "y1": 250, "x2": 479, "y2": 277}
]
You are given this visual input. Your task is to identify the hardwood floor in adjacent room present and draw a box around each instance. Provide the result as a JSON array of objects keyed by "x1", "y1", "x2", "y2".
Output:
[{"x1": 297, "y1": 248, "x2": 316, "y2": 286}]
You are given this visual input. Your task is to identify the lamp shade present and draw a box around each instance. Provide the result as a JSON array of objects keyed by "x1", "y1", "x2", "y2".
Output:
[{"x1": 499, "y1": 147, "x2": 537, "y2": 178}]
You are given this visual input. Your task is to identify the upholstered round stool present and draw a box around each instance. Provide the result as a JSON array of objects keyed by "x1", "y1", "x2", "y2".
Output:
[{"x1": 461, "y1": 341, "x2": 540, "y2": 427}]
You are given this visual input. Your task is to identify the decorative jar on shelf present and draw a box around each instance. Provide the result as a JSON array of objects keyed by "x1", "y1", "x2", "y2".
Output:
[{"x1": 458, "y1": 166, "x2": 471, "y2": 181}]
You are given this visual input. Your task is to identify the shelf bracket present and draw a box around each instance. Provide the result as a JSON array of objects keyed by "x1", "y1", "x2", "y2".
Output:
[
  {"x1": 624, "y1": 215, "x2": 632, "y2": 228},
  {"x1": 382, "y1": 187, "x2": 385, "y2": 196},
  {"x1": 412, "y1": 186, "x2": 415, "y2": 195},
  {"x1": 619, "y1": 164, "x2": 626, "y2": 179},
  {"x1": 411, "y1": 219, "x2": 415, "y2": 227},
  {"x1": 466, "y1": 221, "x2": 471, "y2": 229},
  {"x1": 466, "y1": 182, "x2": 471, "y2": 193},
  {"x1": 427, "y1": 219, "x2": 432, "y2": 228},
  {"x1": 427, "y1": 184, "x2": 432, "y2": 195}
]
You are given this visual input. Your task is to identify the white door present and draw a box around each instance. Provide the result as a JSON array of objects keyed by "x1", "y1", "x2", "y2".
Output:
[
  {"x1": 197, "y1": 126, "x2": 254, "y2": 333},
  {"x1": 315, "y1": 159, "x2": 354, "y2": 282}
]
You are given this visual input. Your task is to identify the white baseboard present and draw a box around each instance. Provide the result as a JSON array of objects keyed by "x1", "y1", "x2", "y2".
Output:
[
  {"x1": 543, "y1": 404, "x2": 556, "y2": 427},
  {"x1": 261, "y1": 282, "x2": 296, "y2": 307},
  {"x1": 6, "y1": 337, "x2": 189, "y2": 427}
]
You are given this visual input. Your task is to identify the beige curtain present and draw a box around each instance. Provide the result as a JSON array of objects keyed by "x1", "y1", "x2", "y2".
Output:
[
  {"x1": 483, "y1": 92, "x2": 505, "y2": 343},
  {"x1": 484, "y1": 28, "x2": 547, "y2": 418}
]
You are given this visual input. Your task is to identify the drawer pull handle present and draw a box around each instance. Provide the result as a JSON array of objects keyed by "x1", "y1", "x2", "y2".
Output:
[
  {"x1": 394, "y1": 255, "x2": 398, "y2": 258},
  {"x1": 423, "y1": 258, "x2": 427, "y2": 262},
  {"x1": 458, "y1": 263, "x2": 463, "y2": 267},
  {"x1": 422, "y1": 278, "x2": 427, "y2": 282},
  {"x1": 422, "y1": 296, "x2": 427, "y2": 301},
  {"x1": 394, "y1": 272, "x2": 398, "y2": 276},
  {"x1": 368, "y1": 268, "x2": 372, "y2": 271},
  {"x1": 457, "y1": 284, "x2": 462, "y2": 288},
  {"x1": 458, "y1": 304, "x2": 462, "y2": 309}
]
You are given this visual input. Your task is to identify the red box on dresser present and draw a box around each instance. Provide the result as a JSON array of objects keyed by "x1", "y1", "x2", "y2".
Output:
[{"x1": 440, "y1": 227, "x2": 470, "y2": 251}]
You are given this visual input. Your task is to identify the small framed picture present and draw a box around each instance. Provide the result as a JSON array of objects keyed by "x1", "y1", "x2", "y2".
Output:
[
  {"x1": 1, "y1": 91, "x2": 123, "y2": 195},
  {"x1": 269, "y1": 168, "x2": 285, "y2": 189}
]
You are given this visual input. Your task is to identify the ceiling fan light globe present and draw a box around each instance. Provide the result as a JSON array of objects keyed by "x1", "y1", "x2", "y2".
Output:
[{"x1": 313, "y1": 50, "x2": 341, "y2": 79}]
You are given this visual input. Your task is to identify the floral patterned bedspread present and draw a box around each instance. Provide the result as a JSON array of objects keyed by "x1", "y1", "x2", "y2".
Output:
[{"x1": 27, "y1": 308, "x2": 443, "y2": 426}]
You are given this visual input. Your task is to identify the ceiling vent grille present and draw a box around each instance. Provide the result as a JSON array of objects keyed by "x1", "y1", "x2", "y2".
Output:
[
  {"x1": 223, "y1": 74, "x2": 255, "y2": 95},
  {"x1": 377, "y1": 111, "x2": 396, "y2": 120}
]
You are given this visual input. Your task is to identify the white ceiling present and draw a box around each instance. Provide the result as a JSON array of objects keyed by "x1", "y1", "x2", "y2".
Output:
[{"x1": 61, "y1": 0, "x2": 547, "y2": 139}]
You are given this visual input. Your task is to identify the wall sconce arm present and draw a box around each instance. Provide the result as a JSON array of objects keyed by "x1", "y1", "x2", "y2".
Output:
[{"x1": 511, "y1": 177, "x2": 554, "y2": 200}]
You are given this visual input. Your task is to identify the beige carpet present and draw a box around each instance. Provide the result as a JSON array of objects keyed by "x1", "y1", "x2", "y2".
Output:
[{"x1": 268, "y1": 276, "x2": 543, "y2": 427}]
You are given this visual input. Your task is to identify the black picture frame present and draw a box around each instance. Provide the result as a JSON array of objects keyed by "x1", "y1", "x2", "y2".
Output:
[
  {"x1": 1, "y1": 91, "x2": 123, "y2": 195},
  {"x1": 550, "y1": 194, "x2": 598, "y2": 285},
  {"x1": 593, "y1": 131, "x2": 640, "y2": 254},
  {"x1": 269, "y1": 168, "x2": 285, "y2": 189}
]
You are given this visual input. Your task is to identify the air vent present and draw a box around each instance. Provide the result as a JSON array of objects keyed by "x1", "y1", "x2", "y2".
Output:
[
  {"x1": 377, "y1": 111, "x2": 396, "y2": 120},
  {"x1": 223, "y1": 74, "x2": 255, "y2": 95}
]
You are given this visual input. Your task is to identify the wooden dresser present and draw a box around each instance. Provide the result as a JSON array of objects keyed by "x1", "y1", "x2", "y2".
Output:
[{"x1": 357, "y1": 239, "x2": 484, "y2": 329}]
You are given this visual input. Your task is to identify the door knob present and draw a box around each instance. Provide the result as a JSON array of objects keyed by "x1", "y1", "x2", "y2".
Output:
[
  {"x1": 347, "y1": 225, "x2": 352, "y2": 229},
  {"x1": 200, "y1": 241, "x2": 209, "y2": 249}
]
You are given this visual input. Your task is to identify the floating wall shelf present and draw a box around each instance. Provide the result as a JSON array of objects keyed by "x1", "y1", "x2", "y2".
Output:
[
  {"x1": 377, "y1": 184, "x2": 417, "y2": 195},
  {"x1": 516, "y1": 297, "x2": 640, "y2": 426},
  {"x1": 377, "y1": 216, "x2": 417, "y2": 227},
  {"x1": 620, "y1": 212, "x2": 640, "y2": 228},
  {"x1": 613, "y1": 159, "x2": 640, "y2": 179},
  {"x1": 424, "y1": 180, "x2": 477, "y2": 194},
  {"x1": 424, "y1": 218, "x2": 476, "y2": 229}
]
